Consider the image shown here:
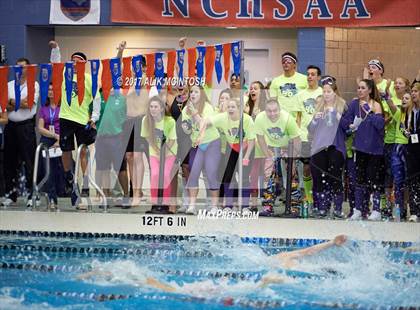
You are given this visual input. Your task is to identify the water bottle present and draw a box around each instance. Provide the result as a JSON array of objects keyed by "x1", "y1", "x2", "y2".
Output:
[
  {"x1": 326, "y1": 108, "x2": 333, "y2": 127},
  {"x1": 302, "y1": 203, "x2": 309, "y2": 219},
  {"x1": 394, "y1": 205, "x2": 401, "y2": 222}
]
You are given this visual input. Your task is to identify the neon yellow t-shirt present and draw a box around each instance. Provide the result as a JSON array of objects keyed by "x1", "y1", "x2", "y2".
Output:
[
  {"x1": 254, "y1": 110, "x2": 300, "y2": 148},
  {"x1": 297, "y1": 87, "x2": 323, "y2": 142},
  {"x1": 210, "y1": 112, "x2": 256, "y2": 145},
  {"x1": 392, "y1": 109, "x2": 409, "y2": 145},
  {"x1": 59, "y1": 73, "x2": 95, "y2": 125},
  {"x1": 181, "y1": 103, "x2": 219, "y2": 145},
  {"x1": 375, "y1": 79, "x2": 398, "y2": 144},
  {"x1": 141, "y1": 116, "x2": 178, "y2": 157},
  {"x1": 269, "y1": 72, "x2": 308, "y2": 115}
]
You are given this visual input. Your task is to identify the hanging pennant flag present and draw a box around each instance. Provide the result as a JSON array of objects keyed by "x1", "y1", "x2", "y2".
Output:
[
  {"x1": 231, "y1": 41, "x2": 241, "y2": 76},
  {"x1": 205, "y1": 46, "x2": 215, "y2": 87},
  {"x1": 90, "y1": 59, "x2": 100, "y2": 99},
  {"x1": 223, "y1": 43, "x2": 231, "y2": 83},
  {"x1": 187, "y1": 48, "x2": 196, "y2": 78},
  {"x1": 122, "y1": 56, "x2": 132, "y2": 94},
  {"x1": 176, "y1": 49, "x2": 185, "y2": 81},
  {"x1": 75, "y1": 62, "x2": 85, "y2": 105},
  {"x1": 0, "y1": 66, "x2": 8, "y2": 112},
  {"x1": 64, "y1": 62, "x2": 74, "y2": 106},
  {"x1": 39, "y1": 64, "x2": 52, "y2": 106},
  {"x1": 131, "y1": 55, "x2": 143, "y2": 96},
  {"x1": 13, "y1": 66, "x2": 23, "y2": 111},
  {"x1": 166, "y1": 50, "x2": 176, "y2": 90},
  {"x1": 214, "y1": 45, "x2": 223, "y2": 84},
  {"x1": 154, "y1": 52, "x2": 165, "y2": 91},
  {"x1": 101, "y1": 59, "x2": 111, "y2": 102},
  {"x1": 110, "y1": 57, "x2": 121, "y2": 94},
  {"x1": 145, "y1": 54, "x2": 155, "y2": 89},
  {"x1": 26, "y1": 65, "x2": 37, "y2": 109},
  {"x1": 196, "y1": 46, "x2": 206, "y2": 81},
  {"x1": 52, "y1": 63, "x2": 64, "y2": 105}
]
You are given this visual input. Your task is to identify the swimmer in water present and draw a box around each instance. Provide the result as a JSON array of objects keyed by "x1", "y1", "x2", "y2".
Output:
[{"x1": 77, "y1": 234, "x2": 348, "y2": 292}]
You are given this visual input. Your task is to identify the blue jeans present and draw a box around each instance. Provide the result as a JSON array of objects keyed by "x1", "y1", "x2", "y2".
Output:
[{"x1": 391, "y1": 144, "x2": 406, "y2": 213}]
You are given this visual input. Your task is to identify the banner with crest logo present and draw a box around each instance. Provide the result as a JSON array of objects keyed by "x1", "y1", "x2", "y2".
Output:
[{"x1": 50, "y1": 0, "x2": 100, "y2": 25}]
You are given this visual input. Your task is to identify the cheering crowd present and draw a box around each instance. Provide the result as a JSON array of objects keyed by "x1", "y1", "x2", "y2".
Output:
[{"x1": 1, "y1": 38, "x2": 419, "y2": 222}]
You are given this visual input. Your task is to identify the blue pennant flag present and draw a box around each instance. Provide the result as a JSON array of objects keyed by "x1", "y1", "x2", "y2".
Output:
[
  {"x1": 64, "y1": 62, "x2": 74, "y2": 106},
  {"x1": 177, "y1": 49, "x2": 185, "y2": 81},
  {"x1": 215, "y1": 45, "x2": 223, "y2": 84},
  {"x1": 90, "y1": 59, "x2": 100, "y2": 99},
  {"x1": 231, "y1": 41, "x2": 241, "y2": 76},
  {"x1": 196, "y1": 46, "x2": 206, "y2": 81},
  {"x1": 110, "y1": 57, "x2": 121, "y2": 94},
  {"x1": 131, "y1": 55, "x2": 143, "y2": 96},
  {"x1": 39, "y1": 63, "x2": 52, "y2": 106},
  {"x1": 13, "y1": 66, "x2": 23, "y2": 111},
  {"x1": 155, "y1": 52, "x2": 165, "y2": 92}
]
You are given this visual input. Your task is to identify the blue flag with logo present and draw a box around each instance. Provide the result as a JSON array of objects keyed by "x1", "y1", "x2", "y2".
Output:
[
  {"x1": 177, "y1": 49, "x2": 185, "y2": 81},
  {"x1": 155, "y1": 52, "x2": 165, "y2": 92},
  {"x1": 110, "y1": 57, "x2": 121, "y2": 94},
  {"x1": 90, "y1": 59, "x2": 100, "y2": 99},
  {"x1": 39, "y1": 63, "x2": 52, "y2": 106},
  {"x1": 64, "y1": 62, "x2": 74, "y2": 106},
  {"x1": 131, "y1": 55, "x2": 143, "y2": 96},
  {"x1": 196, "y1": 46, "x2": 206, "y2": 81},
  {"x1": 13, "y1": 66, "x2": 23, "y2": 111},
  {"x1": 215, "y1": 45, "x2": 223, "y2": 84},
  {"x1": 231, "y1": 41, "x2": 241, "y2": 76}
]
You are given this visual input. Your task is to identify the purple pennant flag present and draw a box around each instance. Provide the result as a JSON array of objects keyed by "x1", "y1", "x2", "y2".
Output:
[
  {"x1": 196, "y1": 46, "x2": 206, "y2": 81},
  {"x1": 131, "y1": 55, "x2": 143, "y2": 96},
  {"x1": 39, "y1": 63, "x2": 52, "y2": 106},
  {"x1": 215, "y1": 44, "x2": 223, "y2": 84},
  {"x1": 155, "y1": 52, "x2": 165, "y2": 92},
  {"x1": 177, "y1": 49, "x2": 185, "y2": 81},
  {"x1": 110, "y1": 57, "x2": 121, "y2": 94},
  {"x1": 231, "y1": 41, "x2": 241, "y2": 76},
  {"x1": 90, "y1": 59, "x2": 100, "y2": 99},
  {"x1": 64, "y1": 62, "x2": 74, "y2": 106}
]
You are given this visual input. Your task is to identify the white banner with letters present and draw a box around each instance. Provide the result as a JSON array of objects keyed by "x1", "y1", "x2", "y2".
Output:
[{"x1": 50, "y1": 0, "x2": 100, "y2": 25}]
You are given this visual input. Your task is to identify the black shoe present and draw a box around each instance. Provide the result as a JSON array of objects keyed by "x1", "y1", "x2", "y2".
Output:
[{"x1": 81, "y1": 188, "x2": 89, "y2": 197}]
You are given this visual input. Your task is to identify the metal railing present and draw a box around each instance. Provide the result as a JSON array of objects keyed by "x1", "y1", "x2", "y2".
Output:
[
  {"x1": 75, "y1": 144, "x2": 107, "y2": 212},
  {"x1": 32, "y1": 143, "x2": 50, "y2": 210}
]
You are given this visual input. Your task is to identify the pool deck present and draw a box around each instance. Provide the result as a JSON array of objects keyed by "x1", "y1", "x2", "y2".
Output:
[{"x1": 1, "y1": 199, "x2": 419, "y2": 242}]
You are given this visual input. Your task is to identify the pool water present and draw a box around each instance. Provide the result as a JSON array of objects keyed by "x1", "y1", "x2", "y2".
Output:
[{"x1": 0, "y1": 232, "x2": 419, "y2": 309}]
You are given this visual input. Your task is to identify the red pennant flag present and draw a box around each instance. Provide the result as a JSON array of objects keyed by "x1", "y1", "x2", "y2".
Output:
[
  {"x1": 0, "y1": 66, "x2": 8, "y2": 112},
  {"x1": 166, "y1": 50, "x2": 176, "y2": 90},
  {"x1": 26, "y1": 65, "x2": 37, "y2": 109},
  {"x1": 122, "y1": 56, "x2": 132, "y2": 94},
  {"x1": 187, "y1": 48, "x2": 196, "y2": 78},
  {"x1": 52, "y1": 63, "x2": 64, "y2": 105},
  {"x1": 223, "y1": 43, "x2": 231, "y2": 83},
  {"x1": 145, "y1": 54, "x2": 155, "y2": 90},
  {"x1": 75, "y1": 62, "x2": 85, "y2": 105},
  {"x1": 205, "y1": 46, "x2": 215, "y2": 87},
  {"x1": 101, "y1": 59, "x2": 111, "y2": 102}
]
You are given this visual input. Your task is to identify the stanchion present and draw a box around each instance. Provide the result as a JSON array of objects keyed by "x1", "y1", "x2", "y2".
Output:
[{"x1": 147, "y1": 134, "x2": 171, "y2": 214}]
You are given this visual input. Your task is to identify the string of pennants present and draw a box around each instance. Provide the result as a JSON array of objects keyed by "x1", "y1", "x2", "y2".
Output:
[{"x1": 0, "y1": 41, "x2": 241, "y2": 112}]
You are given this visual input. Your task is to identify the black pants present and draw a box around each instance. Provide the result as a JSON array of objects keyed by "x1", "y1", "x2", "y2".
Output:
[
  {"x1": 406, "y1": 144, "x2": 420, "y2": 216},
  {"x1": 4, "y1": 118, "x2": 37, "y2": 198},
  {"x1": 355, "y1": 151, "x2": 385, "y2": 192},
  {"x1": 310, "y1": 146, "x2": 344, "y2": 195}
]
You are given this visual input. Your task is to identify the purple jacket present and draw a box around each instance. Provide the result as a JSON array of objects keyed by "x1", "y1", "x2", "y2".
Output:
[
  {"x1": 341, "y1": 99, "x2": 385, "y2": 155},
  {"x1": 308, "y1": 109, "x2": 347, "y2": 158}
]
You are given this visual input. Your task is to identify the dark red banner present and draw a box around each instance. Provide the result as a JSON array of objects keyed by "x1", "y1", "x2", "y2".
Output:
[{"x1": 111, "y1": 0, "x2": 420, "y2": 28}]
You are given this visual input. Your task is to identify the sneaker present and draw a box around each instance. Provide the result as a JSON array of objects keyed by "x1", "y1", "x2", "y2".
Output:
[
  {"x1": 259, "y1": 205, "x2": 274, "y2": 217},
  {"x1": 177, "y1": 205, "x2": 188, "y2": 214},
  {"x1": 318, "y1": 210, "x2": 328, "y2": 218},
  {"x1": 71, "y1": 189, "x2": 80, "y2": 207},
  {"x1": 209, "y1": 206, "x2": 219, "y2": 213},
  {"x1": 242, "y1": 207, "x2": 253, "y2": 216},
  {"x1": 333, "y1": 210, "x2": 345, "y2": 219},
  {"x1": 1, "y1": 198, "x2": 16, "y2": 207},
  {"x1": 81, "y1": 188, "x2": 90, "y2": 198},
  {"x1": 76, "y1": 204, "x2": 88, "y2": 211},
  {"x1": 26, "y1": 197, "x2": 41, "y2": 208},
  {"x1": 186, "y1": 205, "x2": 197, "y2": 215},
  {"x1": 368, "y1": 210, "x2": 382, "y2": 221},
  {"x1": 408, "y1": 215, "x2": 418, "y2": 222},
  {"x1": 349, "y1": 209, "x2": 362, "y2": 220}
]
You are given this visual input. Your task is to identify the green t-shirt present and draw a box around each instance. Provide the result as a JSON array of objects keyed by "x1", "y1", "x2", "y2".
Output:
[
  {"x1": 375, "y1": 79, "x2": 398, "y2": 144},
  {"x1": 269, "y1": 72, "x2": 308, "y2": 114},
  {"x1": 392, "y1": 109, "x2": 409, "y2": 145},
  {"x1": 97, "y1": 92, "x2": 127, "y2": 136},
  {"x1": 297, "y1": 87, "x2": 323, "y2": 142},
  {"x1": 254, "y1": 110, "x2": 300, "y2": 148},
  {"x1": 141, "y1": 116, "x2": 178, "y2": 157},
  {"x1": 59, "y1": 73, "x2": 95, "y2": 125},
  {"x1": 181, "y1": 103, "x2": 219, "y2": 145},
  {"x1": 210, "y1": 112, "x2": 256, "y2": 145}
]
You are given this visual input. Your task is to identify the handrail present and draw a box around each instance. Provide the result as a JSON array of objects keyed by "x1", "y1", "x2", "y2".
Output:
[
  {"x1": 75, "y1": 144, "x2": 107, "y2": 212},
  {"x1": 32, "y1": 143, "x2": 50, "y2": 209}
]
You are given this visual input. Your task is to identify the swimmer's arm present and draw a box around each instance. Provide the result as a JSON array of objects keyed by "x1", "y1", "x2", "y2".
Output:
[
  {"x1": 77, "y1": 270, "x2": 112, "y2": 280},
  {"x1": 146, "y1": 277, "x2": 177, "y2": 293},
  {"x1": 258, "y1": 274, "x2": 286, "y2": 288},
  {"x1": 275, "y1": 235, "x2": 347, "y2": 260}
]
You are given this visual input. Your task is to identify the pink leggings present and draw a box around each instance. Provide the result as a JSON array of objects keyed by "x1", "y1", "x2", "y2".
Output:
[{"x1": 149, "y1": 155, "x2": 176, "y2": 204}]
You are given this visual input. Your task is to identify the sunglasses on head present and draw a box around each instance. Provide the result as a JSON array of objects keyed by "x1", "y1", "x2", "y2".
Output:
[{"x1": 320, "y1": 76, "x2": 336, "y2": 86}]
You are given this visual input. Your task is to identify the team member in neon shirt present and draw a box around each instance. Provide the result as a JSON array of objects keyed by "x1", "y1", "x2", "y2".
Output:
[
  {"x1": 254, "y1": 99, "x2": 301, "y2": 216},
  {"x1": 141, "y1": 96, "x2": 177, "y2": 212}
]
